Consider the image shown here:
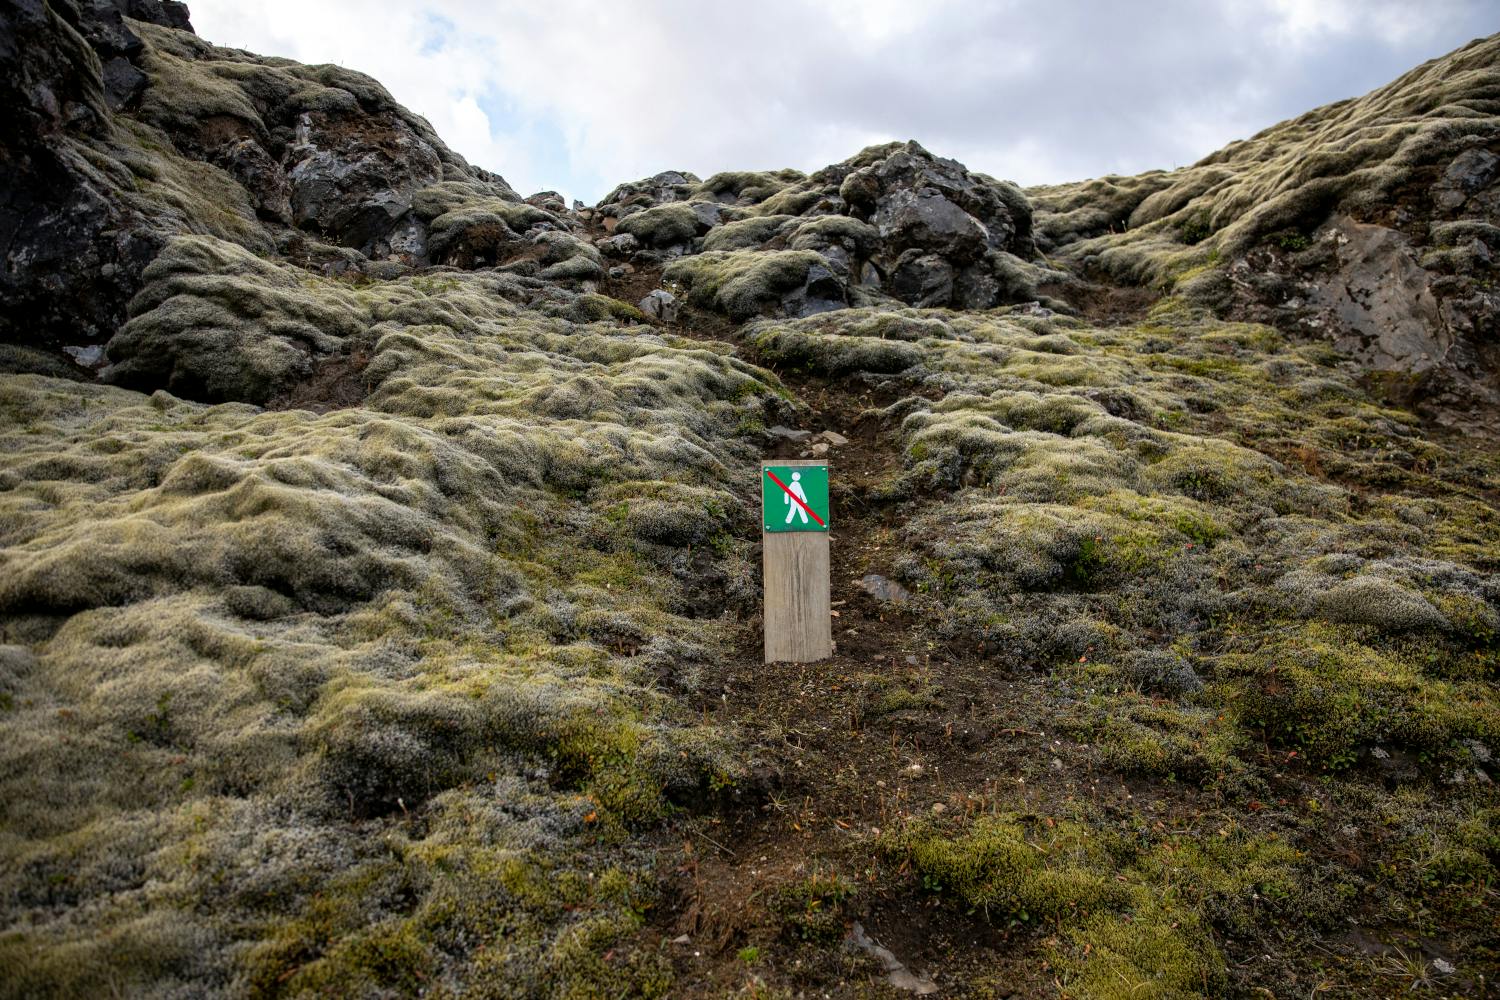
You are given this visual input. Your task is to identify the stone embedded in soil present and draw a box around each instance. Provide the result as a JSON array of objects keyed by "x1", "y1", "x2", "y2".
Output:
[
  {"x1": 859, "y1": 573, "x2": 911, "y2": 604},
  {"x1": 639, "y1": 288, "x2": 680, "y2": 323},
  {"x1": 847, "y1": 922, "x2": 939, "y2": 996}
]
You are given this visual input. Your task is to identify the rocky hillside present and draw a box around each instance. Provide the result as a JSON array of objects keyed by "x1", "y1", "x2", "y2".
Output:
[
  {"x1": 1, "y1": 4, "x2": 1497, "y2": 998},
  {"x1": 1029, "y1": 36, "x2": 1500, "y2": 427}
]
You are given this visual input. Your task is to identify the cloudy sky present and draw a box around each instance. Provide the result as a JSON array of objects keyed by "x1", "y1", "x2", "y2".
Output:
[{"x1": 190, "y1": 0, "x2": 1496, "y2": 204}]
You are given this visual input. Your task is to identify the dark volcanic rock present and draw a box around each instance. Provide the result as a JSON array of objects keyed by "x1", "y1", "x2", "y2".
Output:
[
  {"x1": 596, "y1": 170, "x2": 701, "y2": 221},
  {"x1": 612, "y1": 140, "x2": 1042, "y2": 317},
  {"x1": 888, "y1": 251, "x2": 956, "y2": 308},
  {"x1": 0, "y1": 0, "x2": 526, "y2": 370},
  {"x1": 218, "y1": 137, "x2": 293, "y2": 223},
  {"x1": 287, "y1": 111, "x2": 442, "y2": 258},
  {"x1": 1, "y1": 0, "x2": 147, "y2": 346}
]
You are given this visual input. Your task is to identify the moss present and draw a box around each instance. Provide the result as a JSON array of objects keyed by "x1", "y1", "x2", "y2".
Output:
[
  {"x1": 701, "y1": 214, "x2": 797, "y2": 252},
  {"x1": 788, "y1": 215, "x2": 879, "y2": 256},
  {"x1": 693, "y1": 170, "x2": 803, "y2": 205},
  {"x1": 749, "y1": 323, "x2": 921, "y2": 376},
  {"x1": 663, "y1": 250, "x2": 828, "y2": 321},
  {"x1": 427, "y1": 199, "x2": 555, "y2": 264},
  {"x1": 0, "y1": 248, "x2": 771, "y2": 994},
  {"x1": 1055, "y1": 898, "x2": 1224, "y2": 1000},
  {"x1": 614, "y1": 203, "x2": 701, "y2": 249},
  {"x1": 1030, "y1": 34, "x2": 1500, "y2": 283},
  {"x1": 767, "y1": 872, "x2": 858, "y2": 942},
  {"x1": 1218, "y1": 624, "x2": 1500, "y2": 768},
  {"x1": 1086, "y1": 699, "x2": 1248, "y2": 787},
  {"x1": 1383, "y1": 799, "x2": 1500, "y2": 918},
  {"x1": 872, "y1": 681, "x2": 941, "y2": 715},
  {"x1": 883, "y1": 815, "x2": 1126, "y2": 924},
  {"x1": 104, "y1": 235, "x2": 367, "y2": 404},
  {"x1": 6, "y1": 25, "x2": 1500, "y2": 996}
]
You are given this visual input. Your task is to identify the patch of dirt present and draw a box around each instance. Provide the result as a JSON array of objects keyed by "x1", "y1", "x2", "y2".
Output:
[
  {"x1": 1041, "y1": 276, "x2": 1159, "y2": 326},
  {"x1": 599, "y1": 260, "x2": 668, "y2": 308},
  {"x1": 643, "y1": 304, "x2": 1202, "y2": 996},
  {"x1": 266, "y1": 343, "x2": 373, "y2": 412}
]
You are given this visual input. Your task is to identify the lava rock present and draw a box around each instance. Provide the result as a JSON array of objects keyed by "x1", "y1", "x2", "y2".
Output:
[
  {"x1": 218, "y1": 138, "x2": 293, "y2": 223},
  {"x1": 287, "y1": 112, "x2": 443, "y2": 258},
  {"x1": 639, "y1": 289, "x2": 680, "y2": 323},
  {"x1": 858, "y1": 574, "x2": 911, "y2": 604},
  {"x1": 597, "y1": 233, "x2": 640, "y2": 257},
  {"x1": 889, "y1": 251, "x2": 955, "y2": 307},
  {"x1": 1433, "y1": 148, "x2": 1499, "y2": 209}
]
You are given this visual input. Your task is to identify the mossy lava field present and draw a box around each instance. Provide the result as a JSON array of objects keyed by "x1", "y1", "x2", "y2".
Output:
[{"x1": 2, "y1": 4, "x2": 1498, "y2": 998}]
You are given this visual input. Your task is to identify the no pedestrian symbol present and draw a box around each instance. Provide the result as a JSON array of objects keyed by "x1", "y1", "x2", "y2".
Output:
[{"x1": 762, "y1": 464, "x2": 829, "y2": 532}]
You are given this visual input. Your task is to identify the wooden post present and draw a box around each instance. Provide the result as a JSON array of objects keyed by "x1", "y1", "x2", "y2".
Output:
[{"x1": 762, "y1": 459, "x2": 832, "y2": 663}]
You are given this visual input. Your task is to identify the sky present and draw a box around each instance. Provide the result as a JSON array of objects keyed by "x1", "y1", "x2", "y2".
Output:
[{"x1": 189, "y1": 0, "x2": 1498, "y2": 205}]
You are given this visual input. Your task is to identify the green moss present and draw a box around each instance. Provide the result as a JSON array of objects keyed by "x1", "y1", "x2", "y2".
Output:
[
  {"x1": 749, "y1": 323, "x2": 921, "y2": 376},
  {"x1": 1030, "y1": 34, "x2": 1500, "y2": 284},
  {"x1": 692, "y1": 170, "x2": 803, "y2": 205},
  {"x1": 883, "y1": 816, "x2": 1125, "y2": 924},
  {"x1": 663, "y1": 250, "x2": 827, "y2": 321},
  {"x1": 1218, "y1": 624, "x2": 1500, "y2": 768},
  {"x1": 701, "y1": 215, "x2": 796, "y2": 252},
  {"x1": 768, "y1": 871, "x2": 858, "y2": 942},
  {"x1": 1055, "y1": 898, "x2": 1224, "y2": 1000},
  {"x1": 0, "y1": 243, "x2": 771, "y2": 994},
  {"x1": 614, "y1": 204, "x2": 700, "y2": 248}
]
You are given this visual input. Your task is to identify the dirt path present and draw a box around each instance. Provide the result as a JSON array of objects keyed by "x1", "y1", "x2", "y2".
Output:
[
  {"x1": 627, "y1": 300, "x2": 1144, "y2": 997},
  {"x1": 583, "y1": 258, "x2": 1500, "y2": 1000}
]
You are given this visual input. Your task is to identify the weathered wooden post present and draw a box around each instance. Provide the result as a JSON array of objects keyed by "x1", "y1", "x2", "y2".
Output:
[{"x1": 761, "y1": 459, "x2": 832, "y2": 663}]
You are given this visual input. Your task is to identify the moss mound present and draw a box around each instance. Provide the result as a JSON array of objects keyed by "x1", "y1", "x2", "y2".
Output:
[
  {"x1": 4, "y1": 12, "x2": 1500, "y2": 998},
  {"x1": 1030, "y1": 34, "x2": 1500, "y2": 287},
  {"x1": 0, "y1": 256, "x2": 794, "y2": 994}
]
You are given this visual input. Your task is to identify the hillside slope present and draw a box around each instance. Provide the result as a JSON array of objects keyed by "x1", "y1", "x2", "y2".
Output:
[
  {"x1": 1030, "y1": 34, "x2": 1500, "y2": 427},
  {"x1": 0, "y1": 5, "x2": 1497, "y2": 998}
]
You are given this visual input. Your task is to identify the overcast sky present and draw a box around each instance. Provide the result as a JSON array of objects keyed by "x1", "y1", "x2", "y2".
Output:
[{"x1": 189, "y1": 0, "x2": 1497, "y2": 204}]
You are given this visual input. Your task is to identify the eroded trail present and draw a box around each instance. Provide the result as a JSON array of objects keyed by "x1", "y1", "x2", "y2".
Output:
[
  {"x1": 589, "y1": 263, "x2": 1500, "y2": 1000},
  {"x1": 642, "y1": 306, "x2": 1126, "y2": 996}
]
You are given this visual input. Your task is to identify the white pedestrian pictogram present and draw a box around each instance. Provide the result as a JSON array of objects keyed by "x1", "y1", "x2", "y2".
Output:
[{"x1": 784, "y1": 471, "x2": 809, "y2": 524}]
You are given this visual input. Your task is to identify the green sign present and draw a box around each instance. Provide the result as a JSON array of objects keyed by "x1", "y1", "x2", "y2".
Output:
[{"x1": 762, "y1": 464, "x2": 829, "y2": 532}]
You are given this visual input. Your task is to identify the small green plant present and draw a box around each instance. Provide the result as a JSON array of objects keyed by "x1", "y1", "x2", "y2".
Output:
[
  {"x1": 1273, "y1": 230, "x2": 1312, "y2": 252},
  {"x1": 128, "y1": 691, "x2": 175, "y2": 747},
  {"x1": 1181, "y1": 212, "x2": 1212, "y2": 245},
  {"x1": 769, "y1": 872, "x2": 857, "y2": 942}
]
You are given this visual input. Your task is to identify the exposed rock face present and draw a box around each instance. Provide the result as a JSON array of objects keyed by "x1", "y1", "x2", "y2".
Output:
[
  {"x1": 595, "y1": 140, "x2": 1045, "y2": 317},
  {"x1": 1, "y1": 0, "x2": 156, "y2": 345},
  {"x1": 1310, "y1": 213, "x2": 1500, "y2": 424},
  {"x1": 0, "y1": 0, "x2": 532, "y2": 357},
  {"x1": 1220, "y1": 165, "x2": 1500, "y2": 428},
  {"x1": 1434, "y1": 147, "x2": 1499, "y2": 209},
  {"x1": 216, "y1": 135, "x2": 293, "y2": 222},
  {"x1": 287, "y1": 111, "x2": 443, "y2": 258},
  {"x1": 1306, "y1": 217, "x2": 1452, "y2": 372},
  {"x1": 841, "y1": 141, "x2": 1032, "y2": 260}
]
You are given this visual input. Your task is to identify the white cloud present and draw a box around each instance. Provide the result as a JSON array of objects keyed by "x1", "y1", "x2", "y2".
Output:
[{"x1": 188, "y1": 0, "x2": 1495, "y2": 203}]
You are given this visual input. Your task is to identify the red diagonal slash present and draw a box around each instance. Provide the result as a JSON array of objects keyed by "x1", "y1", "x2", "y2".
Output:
[{"x1": 765, "y1": 469, "x2": 825, "y2": 526}]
